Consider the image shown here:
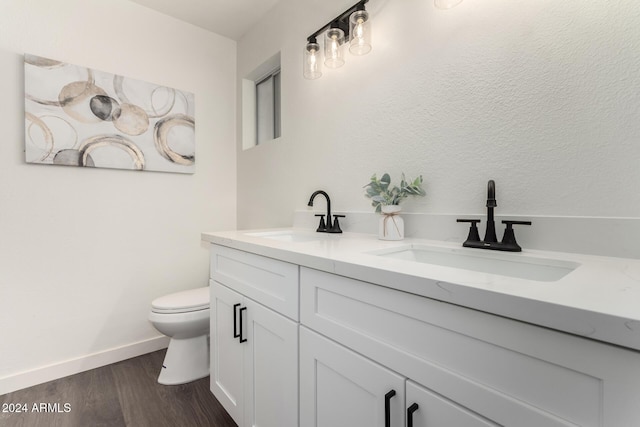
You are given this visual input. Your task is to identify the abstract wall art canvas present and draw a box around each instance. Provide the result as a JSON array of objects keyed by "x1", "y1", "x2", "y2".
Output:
[{"x1": 24, "y1": 54, "x2": 196, "y2": 174}]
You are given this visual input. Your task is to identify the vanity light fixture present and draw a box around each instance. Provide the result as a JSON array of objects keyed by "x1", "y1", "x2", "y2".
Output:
[
  {"x1": 303, "y1": 38, "x2": 322, "y2": 79},
  {"x1": 324, "y1": 25, "x2": 346, "y2": 68},
  {"x1": 349, "y1": 9, "x2": 372, "y2": 55},
  {"x1": 303, "y1": 0, "x2": 372, "y2": 79}
]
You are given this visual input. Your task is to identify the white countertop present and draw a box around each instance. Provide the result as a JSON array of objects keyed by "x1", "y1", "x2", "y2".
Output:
[{"x1": 202, "y1": 228, "x2": 640, "y2": 352}]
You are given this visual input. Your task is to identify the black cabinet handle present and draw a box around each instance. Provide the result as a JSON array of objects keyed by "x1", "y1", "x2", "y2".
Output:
[
  {"x1": 233, "y1": 303, "x2": 241, "y2": 338},
  {"x1": 384, "y1": 390, "x2": 396, "y2": 427},
  {"x1": 239, "y1": 306, "x2": 247, "y2": 343},
  {"x1": 407, "y1": 403, "x2": 419, "y2": 427}
]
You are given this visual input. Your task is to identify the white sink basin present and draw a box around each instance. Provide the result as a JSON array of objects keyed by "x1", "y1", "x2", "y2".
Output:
[
  {"x1": 244, "y1": 230, "x2": 324, "y2": 243},
  {"x1": 368, "y1": 244, "x2": 580, "y2": 282}
]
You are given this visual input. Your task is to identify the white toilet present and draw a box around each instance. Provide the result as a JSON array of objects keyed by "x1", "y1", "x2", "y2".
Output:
[{"x1": 148, "y1": 286, "x2": 210, "y2": 385}]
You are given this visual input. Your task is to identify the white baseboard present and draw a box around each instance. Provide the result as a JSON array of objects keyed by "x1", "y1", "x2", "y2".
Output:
[{"x1": 0, "y1": 335, "x2": 170, "y2": 395}]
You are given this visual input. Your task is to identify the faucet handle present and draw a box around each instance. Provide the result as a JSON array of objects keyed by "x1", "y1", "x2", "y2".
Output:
[
  {"x1": 500, "y1": 220, "x2": 532, "y2": 251},
  {"x1": 502, "y1": 220, "x2": 532, "y2": 226},
  {"x1": 329, "y1": 215, "x2": 345, "y2": 234},
  {"x1": 457, "y1": 219, "x2": 481, "y2": 243},
  {"x1": 315, "y1": 214, "x2": 327, "y2": 232}
]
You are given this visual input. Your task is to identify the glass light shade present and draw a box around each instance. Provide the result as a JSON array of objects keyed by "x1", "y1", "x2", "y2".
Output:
[
  {"x1": 434, "y1": 0, "x2": 463, "y2": 9},
  {"x1": 324, "y1": 28, "x2": 345, "y2": 68},
  {"x1": 303, "y1": 42, "x2": 322, "y2": 80},
  {"x1": 349, "y1": 10, "x2": 371, "y2": 56}
]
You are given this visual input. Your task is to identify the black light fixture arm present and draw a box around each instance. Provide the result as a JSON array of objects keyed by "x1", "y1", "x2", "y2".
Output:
[{"x1": 306, "y1": 0, "x2": 369, "y2": 43}]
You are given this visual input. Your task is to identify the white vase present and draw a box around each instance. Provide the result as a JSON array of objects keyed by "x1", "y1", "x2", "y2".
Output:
[{"x1": 379, "y1": 205, "x2": 404, "y2": 240}]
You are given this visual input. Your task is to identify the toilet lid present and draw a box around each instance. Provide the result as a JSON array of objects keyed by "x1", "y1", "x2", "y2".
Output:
[{"x1": 151, "y1": 286, "x2": 209, "y2": 314}]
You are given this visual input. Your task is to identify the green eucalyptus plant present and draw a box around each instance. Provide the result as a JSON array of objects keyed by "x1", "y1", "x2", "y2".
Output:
[{"x1": 364, "y1": 173, "x2": 426, "y2": 213}]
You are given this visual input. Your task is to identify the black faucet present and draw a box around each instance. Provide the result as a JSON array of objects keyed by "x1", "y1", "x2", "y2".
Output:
[
  {"x1": 307, "y1": 190, "x2": 344, "y2": 233},
  {"x1": 457, "y1": 180, "x2": 531, "y2": 252}
]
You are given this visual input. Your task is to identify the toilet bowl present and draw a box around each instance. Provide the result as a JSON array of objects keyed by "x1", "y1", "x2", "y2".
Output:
[{"x1": 148, "y1": 286, "x2": 210, "y2": 385}]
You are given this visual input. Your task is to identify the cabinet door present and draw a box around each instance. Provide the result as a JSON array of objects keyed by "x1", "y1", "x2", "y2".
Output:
[
  {"x1": 300, "y1": 327, "x2": 405, "y2": 427},
  {"x1": 210, "y1": 280, "x2": 245, "y2": 425},
  {"x1": 406, "y1": 380, "x2": 499, "y2": 427},
  {"x1": 243, "y1": 299, "x2": 299, "y2": 427}
]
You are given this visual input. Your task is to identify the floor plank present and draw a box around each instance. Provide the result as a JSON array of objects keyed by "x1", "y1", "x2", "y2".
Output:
[{"x1": 0, "y1": 350, "x2": 237, "y2": 427}]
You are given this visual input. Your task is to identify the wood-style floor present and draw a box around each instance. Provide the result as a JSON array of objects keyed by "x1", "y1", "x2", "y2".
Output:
[{"x1": 0, "y1": 350, "x2": 237, "y2": 427}]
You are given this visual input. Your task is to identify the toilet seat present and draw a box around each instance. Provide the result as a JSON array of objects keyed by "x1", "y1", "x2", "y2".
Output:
[{"x1": 151, "y1": 286, "x2": 209, "y2": 314}]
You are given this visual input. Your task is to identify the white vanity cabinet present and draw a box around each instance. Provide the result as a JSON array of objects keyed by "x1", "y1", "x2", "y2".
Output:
[
  {"x1": 300, "y1": 267, "x2": 640, "y2": 427},
  {"x1": 209, "y1": 245, "x2": 299, "y2": 427},
  {"x1": 204, "y1": 236, "x2": 640, "y2": 427}
]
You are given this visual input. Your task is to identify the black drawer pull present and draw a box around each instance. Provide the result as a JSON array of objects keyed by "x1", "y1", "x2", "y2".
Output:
[
  {"x1": 384, "y1": 390, "x2": 396, "y2": 427},
  {"x1": 239, "y1": 306, "x2": 247, "y2": 343},
  {"x1": 407, "y1": 403, "x2": 419, "y2": 427},
  {"x1": 233, "y1": 303, "x2": 241, "y2": 338}
]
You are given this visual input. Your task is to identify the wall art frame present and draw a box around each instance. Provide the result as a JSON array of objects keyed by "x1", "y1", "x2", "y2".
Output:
[{"x1": 24, "y1": 54, "x2": 196, "y2": 174}]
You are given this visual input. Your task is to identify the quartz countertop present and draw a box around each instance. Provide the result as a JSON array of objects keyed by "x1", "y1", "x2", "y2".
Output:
[{"x1": 202, "y1": 228, "x2": 640, "y2": 352}]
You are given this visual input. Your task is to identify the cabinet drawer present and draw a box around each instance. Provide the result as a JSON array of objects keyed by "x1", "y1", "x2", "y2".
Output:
[
  {"x1": 301, "y1": 267, "x2": 640, "y2": 427},
  {"x1": 210, "y1": 245, "x2": 299, "y2": 320}
]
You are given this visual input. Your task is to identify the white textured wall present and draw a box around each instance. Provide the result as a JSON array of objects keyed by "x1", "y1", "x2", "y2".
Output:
[
  {"x1": 0, "y1": 0, "x2": 236, "y2": 389},
  {"x1": 237, "y1": 0, "x2": 640, "y2": 230}
]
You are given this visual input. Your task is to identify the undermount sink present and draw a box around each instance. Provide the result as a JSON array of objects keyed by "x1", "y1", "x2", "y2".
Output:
[
  {"x1": 368, "y1": 244, "x2": 580, "y2": 282},
  {"x1": 244, "y1": 230, "x2": 323, "y2": 243}
]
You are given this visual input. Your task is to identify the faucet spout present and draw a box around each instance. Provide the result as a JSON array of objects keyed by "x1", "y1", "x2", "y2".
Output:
[
  {"x1": 308, "y1": 190, "x2": 332, "y2": 231},
  {"x1": 484, "y1": 180, "x2": 497, "y2": 243},
  {"x1": 487, "y1": 180, "x2": 496, "y2": 208}
]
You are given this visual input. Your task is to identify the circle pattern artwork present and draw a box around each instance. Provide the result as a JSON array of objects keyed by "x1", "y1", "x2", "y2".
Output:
[{"x1": 24, "y1": 54, "x2": 196, "y2": 173}]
